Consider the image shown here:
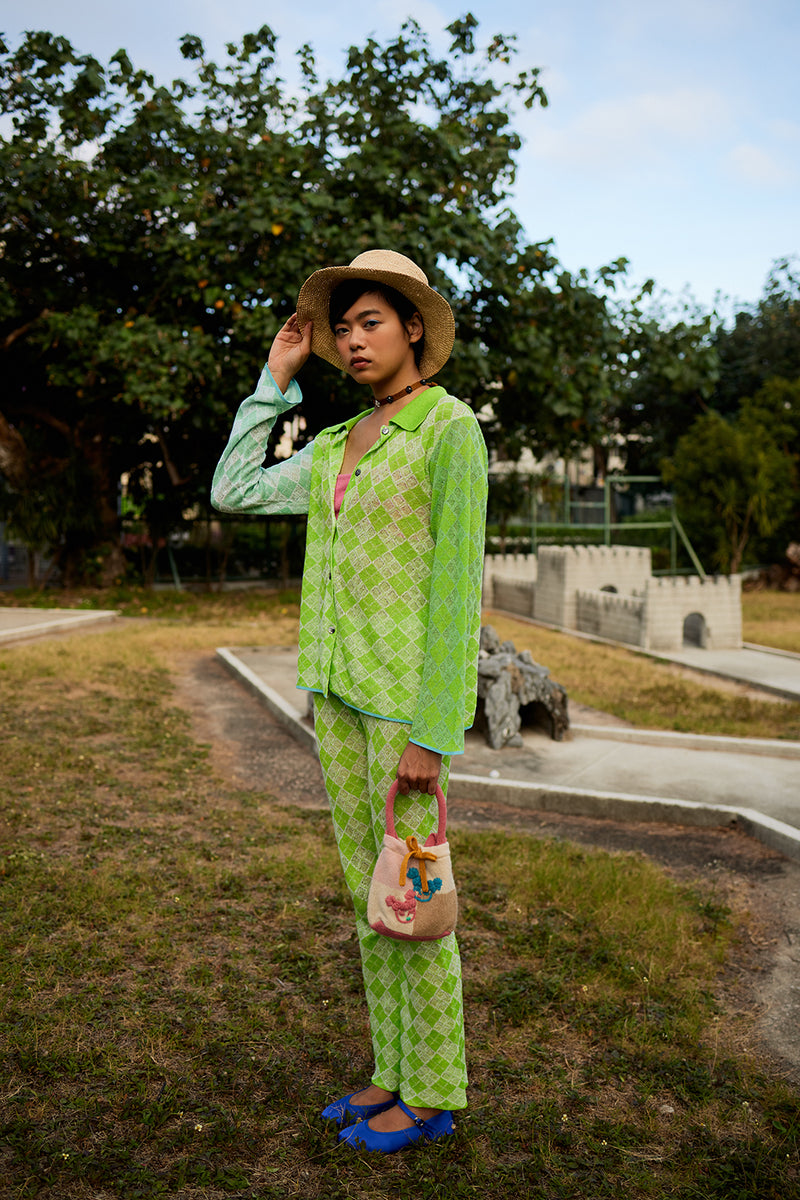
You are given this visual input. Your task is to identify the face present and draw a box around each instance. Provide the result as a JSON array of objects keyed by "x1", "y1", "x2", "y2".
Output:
[{"x1": 332, "y1": 291, "x2": 423, "y2": 394}]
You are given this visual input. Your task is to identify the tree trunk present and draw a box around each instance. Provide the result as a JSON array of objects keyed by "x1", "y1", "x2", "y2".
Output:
[
  {"x1": 0, "y1": 412, "x2": 29, "y2": 486},
  {"x1": 58, "y1": 428, "x2": 126, "y2": 587}
]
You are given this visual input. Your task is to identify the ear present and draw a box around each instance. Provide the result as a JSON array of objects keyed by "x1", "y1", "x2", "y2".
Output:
[{"x1": 405, "y1": 311, "x2": 424, "y2": 345}]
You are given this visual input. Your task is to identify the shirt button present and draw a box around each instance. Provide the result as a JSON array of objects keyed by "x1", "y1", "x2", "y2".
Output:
[
  {"x1": 329, "y1": 626, "x2": 335, "y2": 634},
  {"x1": 354, "y1": 468, "x2": 361, "y2": 476},
  {"x1": 380, "y1": 425, "x2": 390, "y2": 436}
]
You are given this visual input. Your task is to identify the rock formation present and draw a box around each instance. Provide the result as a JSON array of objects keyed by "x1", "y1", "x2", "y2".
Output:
[{"x1": 476, "y1": 625, "x2": 569, "y2": 749}]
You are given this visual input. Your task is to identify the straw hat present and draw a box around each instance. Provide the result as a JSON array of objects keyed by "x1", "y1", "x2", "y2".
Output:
[{"x1": 296, "y1": 249, "x2": 455, "y2": 379}]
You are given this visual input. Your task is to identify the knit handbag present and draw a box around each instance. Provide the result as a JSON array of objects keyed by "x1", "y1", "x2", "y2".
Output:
[{"x1": 367, "y1": 781, "x2": 457, "y2": 941}]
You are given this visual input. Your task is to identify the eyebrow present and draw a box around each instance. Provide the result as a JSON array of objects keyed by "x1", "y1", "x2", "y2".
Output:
[{"x1": 336, "y1": 307, "x2": 383, "y2": 325}]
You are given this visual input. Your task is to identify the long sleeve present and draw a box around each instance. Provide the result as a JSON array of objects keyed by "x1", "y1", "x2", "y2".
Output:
[
  {"x1": 211, "y1": 365, "x2": 313, "y2": 516},
  {"x1": 409, "y1": 413, "x2": 488, "y2": 755}
]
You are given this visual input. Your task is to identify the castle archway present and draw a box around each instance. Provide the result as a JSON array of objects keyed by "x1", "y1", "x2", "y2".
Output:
[{"x1": 683, "y1": 611, "x2": 708, "y2": 648}]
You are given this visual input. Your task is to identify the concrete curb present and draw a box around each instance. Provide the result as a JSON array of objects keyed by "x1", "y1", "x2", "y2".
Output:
[
  {"x1": 217, "y1": 647, "x2": 800, "y2": 865},
  {"x1": 569, "y1": 723, "x2": 800, "y2": 760},
  {"x1": 743, "y1": 641, "x2": 800, "y2": 661},
  {"x1": 445, "y1": 773, "x2": 800, "y2": 864},
  {"x1": 646, "y1": 660, "x2": 800, "y2": 704},
  {"x1": 216, "y1": 647, "x2": 316, "y2": 752},
  {"x1": 0, "y1": 609, "x2": 120, "y2": 644}
]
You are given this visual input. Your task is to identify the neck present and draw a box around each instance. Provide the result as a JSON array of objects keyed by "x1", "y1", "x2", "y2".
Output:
[{"x1": 373, "y1": 378, "x2": 429, "y2": 408}]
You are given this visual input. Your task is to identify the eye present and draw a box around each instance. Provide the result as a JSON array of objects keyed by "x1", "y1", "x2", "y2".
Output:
[{"x1": 334, "y1": 326, "x2": 349, "y2": 338}]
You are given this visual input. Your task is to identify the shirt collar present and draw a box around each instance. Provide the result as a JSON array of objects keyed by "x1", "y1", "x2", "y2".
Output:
[{"x1": 328, "y1": 386, "x2": 446, "y2": 436}]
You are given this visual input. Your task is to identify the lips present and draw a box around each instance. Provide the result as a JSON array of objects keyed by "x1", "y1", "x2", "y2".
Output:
[{"x1": 350, "y1": 357, "x2": 370, "y2": 369}]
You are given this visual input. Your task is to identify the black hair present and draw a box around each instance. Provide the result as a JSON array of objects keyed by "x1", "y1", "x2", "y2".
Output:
[{"x1": 329, "y1": 278, "x2": 425, "y2": 368}]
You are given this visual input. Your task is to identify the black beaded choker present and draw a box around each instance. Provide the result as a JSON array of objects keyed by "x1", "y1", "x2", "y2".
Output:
[{"x1": 373, "y1": 378, "x2": 430, "y2": 408}]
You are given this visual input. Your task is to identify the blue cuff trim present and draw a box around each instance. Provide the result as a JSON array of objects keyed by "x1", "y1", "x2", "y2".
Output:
[{"x1": 408, "y1": 737, "x2": 464, "y2": 758}]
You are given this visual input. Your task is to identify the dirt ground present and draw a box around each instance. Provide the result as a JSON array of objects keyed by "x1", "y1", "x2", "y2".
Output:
[{"x1": 175, "y1": 651, "x2": 800, "y2": 1088}]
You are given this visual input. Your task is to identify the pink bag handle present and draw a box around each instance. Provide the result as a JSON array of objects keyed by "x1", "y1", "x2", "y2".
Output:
[{"x1": 385, "y1": 780, "x2": 447, "y2": 846}]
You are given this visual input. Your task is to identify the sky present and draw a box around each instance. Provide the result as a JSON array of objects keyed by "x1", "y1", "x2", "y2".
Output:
[{"x1": 2, "y1": 0, "x2": 798, "y2": 314}]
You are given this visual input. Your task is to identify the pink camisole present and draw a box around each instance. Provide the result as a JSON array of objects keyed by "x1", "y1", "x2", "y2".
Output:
[{"x1": 334, "y1": 472, "x2": 351, "y2": 518}]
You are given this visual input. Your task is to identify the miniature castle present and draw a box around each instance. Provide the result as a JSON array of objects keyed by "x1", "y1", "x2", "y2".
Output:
[{"x1": 484, "y1": 545, "x2": 742, "y2": 652}]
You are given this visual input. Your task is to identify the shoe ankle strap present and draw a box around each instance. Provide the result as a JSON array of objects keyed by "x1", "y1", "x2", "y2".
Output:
[{"x1": 396, "y1": 1097, "x2": 441, "y2": 1138}]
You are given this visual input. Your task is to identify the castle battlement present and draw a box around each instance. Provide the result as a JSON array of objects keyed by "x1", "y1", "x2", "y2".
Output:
[
  {"x1": 484, "y1": 552, "x2": 537, "y2": 580},
  {"x1": 540, "y1": 545, "x2": 651, "y2": 563},
  {"x1": 647, "y1": 573, "x2": 740, "y2": 591},
  {"x1": 485, "y1": 544, "x2": 742, "y2": 652}
]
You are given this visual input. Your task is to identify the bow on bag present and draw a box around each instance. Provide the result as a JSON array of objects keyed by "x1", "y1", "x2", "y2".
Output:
[{"x1": 399, "y1": 836, "x2": 438, "y2": 894}]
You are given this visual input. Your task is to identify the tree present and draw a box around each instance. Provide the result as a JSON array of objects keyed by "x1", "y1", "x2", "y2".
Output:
[
  {"x1": 663, "y1": 409, "x2": 795, "y2": 573},
  {"x1": 714, "y1": 258, "x2": 800, "y2": 414},
  {"x1": 737, "y1": 376, "x2": 800, "y2": 560},
  {"x1": 613, "y1": 296, "x2": 720, "y2": 475},
  {"x1": 0, "y1": 20, "x2": 552, "y2": 583},
  {"x1": 487, "y1": 464, "x2": 535, "y2": 551},
  {"x1": 474, "y1": 248, "x2": 633, "y2": 476}
]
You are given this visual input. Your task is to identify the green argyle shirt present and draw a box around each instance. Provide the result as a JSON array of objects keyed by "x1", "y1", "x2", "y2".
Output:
[{"x1": 211, "y1": 366, "x2": 488, "y2": 756}]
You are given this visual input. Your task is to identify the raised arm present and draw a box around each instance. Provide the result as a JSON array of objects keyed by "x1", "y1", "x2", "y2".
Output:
[{"x1": 211, "y1": 316, "x2": 315, "y2": 516}]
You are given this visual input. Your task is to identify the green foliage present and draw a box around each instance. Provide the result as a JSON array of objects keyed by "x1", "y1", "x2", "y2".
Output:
[
  {"x1": 663, "y1": 408, "x2": 796, "y2": 573},
  {"x1": 487, "y1": 466, "x2": 536, "y2": 550},
  {"x1": 479, "y1": 252, "x2": 635, "y2": 469},
  {"x1": 615, "y1": 298, "x2": 720, "y2": 475},
  {"x1": 604, "y1": 262, "x2": 799, "y2": 505},
  {"x1": 714, "y1": 258, "x2": 800, "y2": 414},
  {"x1": 0, "y1": 21, "x2": 553, "y2": 583},
  {"x1": 2, "y1": 26, "x2": 797, "y2": 579},
  {"x1": 740, "y1": 376, "x2": 800, "y2": 457}
]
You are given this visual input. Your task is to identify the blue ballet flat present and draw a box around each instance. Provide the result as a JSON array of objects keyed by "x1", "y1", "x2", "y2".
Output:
[
  {"x1": 321, "y1": 1090, "x2": 398, "y2": 1125},
  {"x1": 337, "y1": 1098, "x2": 455, "y2": 1153}
]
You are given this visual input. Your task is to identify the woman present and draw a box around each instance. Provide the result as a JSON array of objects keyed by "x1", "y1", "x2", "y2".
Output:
[{"x1": 211, "y1": 250, "x2": 487, "y2": 1153}]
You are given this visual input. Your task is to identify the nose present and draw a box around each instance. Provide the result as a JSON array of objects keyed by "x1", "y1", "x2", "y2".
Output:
[{"x1": 349, "y1": 327, "x2": 365, "y2": 349}]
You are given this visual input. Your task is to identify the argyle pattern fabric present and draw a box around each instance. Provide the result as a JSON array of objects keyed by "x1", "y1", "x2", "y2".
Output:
[
  {"x1": 314, "y1": 693, "x2": 467, "y2": 1111},
  {"x1": 211, "y1": 369, "x2": 313, "y2": 514},
  {"x1": 211, "y1": 365, "x2": 488, "y2": 756}
]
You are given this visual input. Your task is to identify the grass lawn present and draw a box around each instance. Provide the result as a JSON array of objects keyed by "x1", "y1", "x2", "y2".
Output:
[
  {"x1": 1, "y1": 595, "x2": 798, "y2": 1198},
  {"x1": 483, "y1": 610, "x2": 800, "y2": 741},
  {"x1": 3, "y1": 584, "x2": 799, "y2": 739},
  {"x1": 741, "y1": 590, "x2": 800, "y2": 654}
]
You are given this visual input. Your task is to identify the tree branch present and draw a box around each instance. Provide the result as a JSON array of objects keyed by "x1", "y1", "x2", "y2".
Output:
[
  {"x1": 2, "y1": 309, "x2": 52, "y2": 352},
  {"x1": 156, "y1": 428, "x2": 191, "y2": 487},
  {"x1": 6, "y1": 403, "x2": 73, "y2": 441}
]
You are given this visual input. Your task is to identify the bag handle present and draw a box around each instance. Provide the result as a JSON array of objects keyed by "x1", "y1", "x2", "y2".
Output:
[{"x1": 385, "y1": 780, "x2": 447, "y2": 846}]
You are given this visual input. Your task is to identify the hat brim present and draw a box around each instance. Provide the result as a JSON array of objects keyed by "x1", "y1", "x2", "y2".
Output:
[{"x1": 296, "y1": 264, "x2": 455, "y2": 380}]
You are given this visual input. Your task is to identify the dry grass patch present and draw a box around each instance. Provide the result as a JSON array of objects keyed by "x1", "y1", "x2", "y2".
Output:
[
  {"x1": 483, "y1": 610, "x2": 800, "y2": 740},
  {"x1": 742, "y1": 590, "x2": 800, "y2": 653},
  {"x1": 1, "y1": 597, "x2": 799, "y2": 1198}
]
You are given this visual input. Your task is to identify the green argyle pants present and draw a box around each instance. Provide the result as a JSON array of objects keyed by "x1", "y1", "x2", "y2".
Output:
[{"x1": 314, "y1": 692, "x2": 468, "y2": 1111}]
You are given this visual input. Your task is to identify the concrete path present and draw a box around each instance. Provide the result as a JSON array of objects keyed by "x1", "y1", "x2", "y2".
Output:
[
  {"x1": 0, "y1": 605, "x2": 119, "y2": 644},
  {"x1": 217, "y1": 644, "x2": 800, "y2": 864},
  {"x1": 1, "y1": 604, "x2": 796, "y2": 860},
  {"x1": 651, "y1": 643, "x2": 800, "y2": 701}
]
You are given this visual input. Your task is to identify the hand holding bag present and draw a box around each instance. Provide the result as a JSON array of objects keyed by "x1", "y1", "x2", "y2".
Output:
[{"x1": 367, "y1": 781, "x2": 457, "y2": 941}]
